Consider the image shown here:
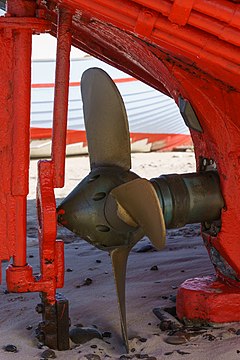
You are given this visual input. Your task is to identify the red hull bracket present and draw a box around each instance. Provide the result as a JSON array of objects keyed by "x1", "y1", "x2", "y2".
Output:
[{"x1": 177, "y1": 276, "x2": 240, "y2": 324}]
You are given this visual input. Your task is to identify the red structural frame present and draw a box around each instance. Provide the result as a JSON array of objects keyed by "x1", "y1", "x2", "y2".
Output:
[{"x1": 2, "y1": 0, "x2": 240, "y2": 334}]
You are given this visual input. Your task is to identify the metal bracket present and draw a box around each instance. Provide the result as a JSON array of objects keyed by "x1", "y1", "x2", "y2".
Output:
[
  {"x1": 0, "y1": 17, "x2": 51, "y2": 32},
  {"x1": 0, "y1": 0, "x2": 6, "y2": 11},
  {"x1": 168, "y1": 0, "x2": 194, "y2": 26},
  {"x1": 179, "y1": 97, "x2": 203, "y2": 133},
  {"x1": 134, "y1": 7, "x2": 158, "y2": 38}
]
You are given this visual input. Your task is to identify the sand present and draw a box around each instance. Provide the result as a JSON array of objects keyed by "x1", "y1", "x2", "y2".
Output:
[{"x1": 0, "y1": 152, "x2": 239, "y2": 360}]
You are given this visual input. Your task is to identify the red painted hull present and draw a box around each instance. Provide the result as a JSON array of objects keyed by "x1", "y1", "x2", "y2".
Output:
[
  {"x1": 1, "y1": 0, "x2": 240, "y2": 341},
  {"x1": 30, "y1": 127, "x2": 192, "y2": 156}
]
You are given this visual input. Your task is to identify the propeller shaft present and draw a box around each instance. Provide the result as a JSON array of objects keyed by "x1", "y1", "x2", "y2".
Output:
[{"x1": 151, "y1": 171, "x2": 224, "y2": 229}]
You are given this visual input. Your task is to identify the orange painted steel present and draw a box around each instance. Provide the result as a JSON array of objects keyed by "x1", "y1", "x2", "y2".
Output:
[
  {"x1": 0, "y1": 1, "x2": 65, "y2": 310},
  {"x1": 11, "y1": 29, "x2": 31, "y2": 267},
  {"x1": 6, "y1": 148, "x2": 65, "y2": 302},
  {"x1": 56, "y1": 0, "x2": 240, "y2": 90},
  {"x1": 177, "y1": 276, "x2": 240, "y2": 323},
  {"x1": 38, "y1": 0, "x2": 240, "y2": 325},
  {"x1": 1, "y1": 0, "x2": 240, "y2": 345}
]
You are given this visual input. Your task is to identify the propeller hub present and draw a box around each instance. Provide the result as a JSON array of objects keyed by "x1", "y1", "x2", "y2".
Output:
[{"x1": 57, "y1": 167, "x2": 139, "y2": 250}]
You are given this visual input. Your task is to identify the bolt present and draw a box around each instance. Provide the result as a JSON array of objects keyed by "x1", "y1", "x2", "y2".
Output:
[
  {"x1": 36, "y1": 9, "x2": 47, "y2": 18},
  {"x1": 96, "y1": 225, "x2": 110, "y2": 232},
  {"x1": 144, "y1": 10, "x2": 153, "y2": 18},
  {"x1": 37, "y1": 331, "x2": 45, "y2": 343},
  {"x1": 88, "y1": 174, "x2": 100, "y2": 183},
  {"x1": 202, "y1": 158, "x2": 207, "y2": 166},
  {"x1": 38, "y1": 321, "x2": 46, "y2": 330},
  {"x1": 92, "y1": 192, "x2": 106, "y2": 201},
  {"x1": 35, "y1": 303, "x2": 44, "y2": 314}
]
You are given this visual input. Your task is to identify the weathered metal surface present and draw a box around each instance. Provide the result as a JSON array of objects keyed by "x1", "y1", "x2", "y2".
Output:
[
  {"x1": 0, "y1": 1, "x2": 69, "y2": 349},
  {"x1": 36, "y1": 293, "x2": 70, "y2": 350},
  {"x1": 177, "y1": 276, "x2": 240, "y2": 323},
  {"x1": 1, "y1": 0, "x2": 240, "y2": 348},
  {"x1": 6, "y1": 161, "x2": 65, "y2": 298},
  {"x1": 57, "y1": 68, "x2": 225, "y2": 348},
  {"x1": 151, "y1": 171, "x2": 224, "y2": 228},
  {"x1": 81, "y1": 68, "x2": 131, "y2": 170},
  {"x1": 178, "y1": 97, "x2": 203, "y2": 133},
  {"x1": 57, "y1": 68, "x2": 168, "y2": 350},
  {"x1": 46, "y1": 0, "x2": 240, "y2": 326},
  {"x1": 58, "y1": 166, "x2": 139, "y2": 250},
  {"x1": 110, "y1": 246, "x2": 131, "y2": 353},
  {"x1": 41, "y1": 0, "x2": 240, "y2": 91}
]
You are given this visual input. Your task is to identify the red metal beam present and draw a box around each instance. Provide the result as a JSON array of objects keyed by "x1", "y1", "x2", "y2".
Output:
[
  {"x1": 1, "y1": 0, "x2": 64, "y2": 304},
  {"x1": 49, "y1": 0, "x2": 240, "y2": 90},
  {"x1": 8, "y1": 1, "x2": 34, "y2": 267}
]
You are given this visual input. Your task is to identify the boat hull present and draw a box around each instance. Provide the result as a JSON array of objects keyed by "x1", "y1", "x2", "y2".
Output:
[{"x1": 30, "y1": 56, "x2": 191, "y2": 157}]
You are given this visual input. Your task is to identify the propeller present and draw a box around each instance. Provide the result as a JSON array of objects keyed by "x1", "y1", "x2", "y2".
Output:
[
  {"x1": 57, "y1": 68, "x2": 166, "y2": 352},
  {"x1": 81, "y1": 66, "x2": 131, "y2": 170}
]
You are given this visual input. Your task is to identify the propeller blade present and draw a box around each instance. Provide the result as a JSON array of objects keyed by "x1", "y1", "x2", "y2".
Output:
[
  {"x1": 81, "y1": 68, "x2": 131, "y2": 170},
  {"x1": 110, "y1": 178, "x2": 166, "y2": 250},
  {"x1": 110, "y1": 246, "x2": 131, "y2": 353}
]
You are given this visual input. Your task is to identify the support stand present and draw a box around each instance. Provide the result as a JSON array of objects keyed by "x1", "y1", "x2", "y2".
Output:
[
  {"x1": 0, "y1": 0, "x2": 72, "y2": 350},
  {"x1": 36, "y1": 293, "x2": 69, "y2": 350}
]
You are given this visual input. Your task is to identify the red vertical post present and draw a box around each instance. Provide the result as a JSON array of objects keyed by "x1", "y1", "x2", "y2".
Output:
[
  {"x1": 11, "y1": 30, "x2": 32, "y2": 267},
  {"x1": 52, "y1": 7, "x2": 72, "y2": 188},
  {"x1": 8, "y1": 0, "x2": 35, "y2": 267}
]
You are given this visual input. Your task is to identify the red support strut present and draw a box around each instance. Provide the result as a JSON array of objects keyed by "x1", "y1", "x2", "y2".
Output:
[
  {"x1": 52, "y1": 7, "x2": 73, "y2": 188},
  {"x1": 11, "y1": 28, "x2": 32, "y2": 267},
  {"x1": 0, "y1": 0, "x2": 70, "y2": 350}
]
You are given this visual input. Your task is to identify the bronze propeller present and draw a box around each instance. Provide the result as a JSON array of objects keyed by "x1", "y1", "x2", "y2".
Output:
[{"x1": 57, "y1": 68, "x2": 166, "y2": 352}]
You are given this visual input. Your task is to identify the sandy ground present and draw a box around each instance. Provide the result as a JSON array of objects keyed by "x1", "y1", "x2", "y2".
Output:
[{"x1": 1, "y1": 152, "x2": 240, "y2": 360}]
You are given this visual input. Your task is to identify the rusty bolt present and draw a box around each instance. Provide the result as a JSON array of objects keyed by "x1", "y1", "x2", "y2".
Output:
[
  {"x1": 202, "y1": 158, "x2": 207, "y2": 166},
  {"x1": 37, "y1": 331, "x2": 45, "y2": 343},
  {"x1": 38, "y1": 321, "x2": 46, "y2": 330},
  {"x1": 144, "y1": 10, "x2": 153, "y2": 18},
  {"x1": 36, "y1": 9, "x2": 47, "y2": 19},
  {"x1": 35, "y1": 303, "x2": 44, "y2": 314}
]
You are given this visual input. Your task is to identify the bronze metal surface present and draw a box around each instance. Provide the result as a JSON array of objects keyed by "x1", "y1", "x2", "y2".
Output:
[
  {"x1": 57, "y1": 68, "x2": 224, "y2": 351},
  {"x1": 110, "y1": 178, "x2": 166, "y2": 250},
  {"x1": 81, "y1": 68, "x2": 131, "y2": 170},
  {"x1": 110, "y1": 246, "x2": 132, "y2": 353}
]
